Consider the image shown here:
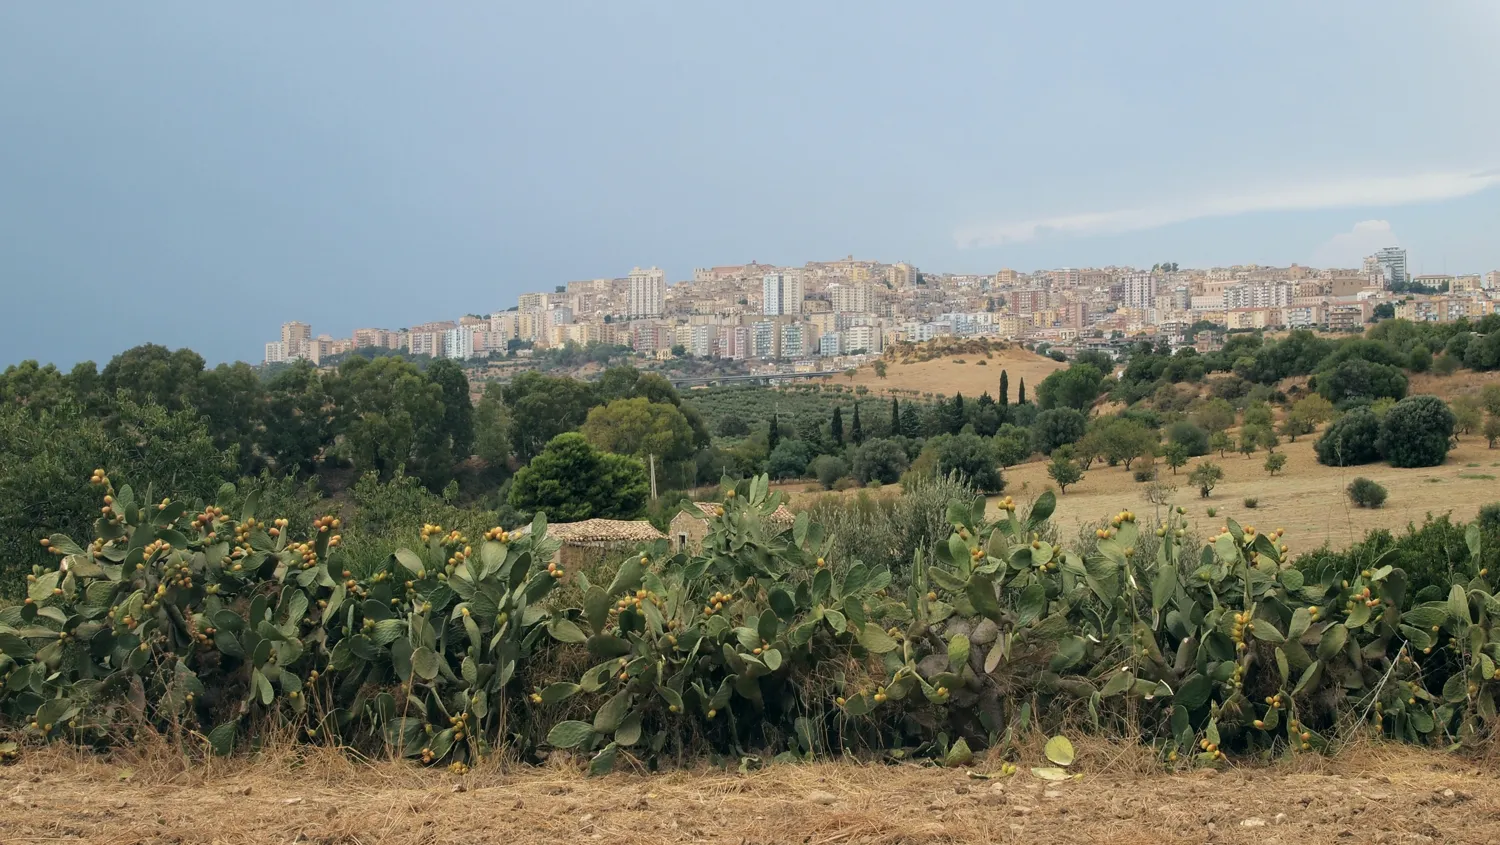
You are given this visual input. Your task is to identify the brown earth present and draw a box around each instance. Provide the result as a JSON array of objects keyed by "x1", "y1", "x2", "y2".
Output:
[
  {"x1": 817, "y1": 346, "x2": 1067, "y2": 400},
  {"x1": 3, "y1": 740, "x2": 1498, "y2": 844}
]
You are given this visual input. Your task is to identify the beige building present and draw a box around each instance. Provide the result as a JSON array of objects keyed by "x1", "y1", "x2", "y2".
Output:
[
  {"x1": 515, "y1": 518, "x2": 664, "y2": 570},
  {"x1": 669, "y1": 502, "x2": 795, "y2": 552}
]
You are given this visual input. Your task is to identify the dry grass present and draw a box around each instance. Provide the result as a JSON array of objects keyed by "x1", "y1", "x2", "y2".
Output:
[
  {"x1": 4, "y1": 737, "x2": 1499, "y2": 844},
  {"x1": 818, "y1": 347, "x2": 1066, "y2": 400},
  {"x1": 996, "y1": 432, "x2": 1500, "y2": 552}
]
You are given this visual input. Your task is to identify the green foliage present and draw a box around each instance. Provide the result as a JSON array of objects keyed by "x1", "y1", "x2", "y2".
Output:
[
  {"x1": 852, "y1": 439, "x2": 909, "y2": 486},
  {"x1": 1346, "y1": 477, "x2": 1387, "y2": 508},
  {"x1": 1034, "y1": 364, "x2": 1105, "y2": 411},
  {"x1": 1376, "y1": 396, "x2": 1455, "y2": 468},
  {"x1": 1315, "y1": 408, "x2": 1382, "y2": 467},
  {"x1": 472, "y1": 383, "x2": 512, "y2": 472},
  {"x1": 581, "y1": 397, "x2": 696, "y2": 464},
  {"x1": 1264, "y1": 452, "x2": 1287, "y2": 477},
  {"x1": 1032, "y1": 408, "x2": 1087, "y2": 456},
  {"x1": 1317, "y1": 359, "x2": 1408, "y2": 406},
  {"x1": 809, "y1": 455, "x2": 848, "y2": 490},
  {"x1": 1163, "y1": 442, "x2": 1190, "y2": 474},
  {"x1": 992, "y1": 425, "x2": 1034, "y2": 468},
  {"x1": 1166, "y1": 421, "x2": 1209, "y2": 457},
  {"x1": 767, "y1": 440, "x2": 817, "y2": 481},
  {"x1": 1046, "y1": 447, "x2": 1084, "y2": 493},
  {"x1": 508, "y1": 434, "x2": 649, "y2": 521},
  {"x1": 927, "y1": 433, "x2": 1004, "y2": 494},
  {"x1": 1189, "y1": 461, "x2": 1223, "y2": 498},
  {"x1": 503, "y1": 372, "x2": 601, "y2": 462}
]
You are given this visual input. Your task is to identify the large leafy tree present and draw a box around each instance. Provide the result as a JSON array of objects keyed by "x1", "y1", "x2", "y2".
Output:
[
  {"x1": 338, "y1": 356, "x2": 450, "y2": 485},
  {"x1": 933, "y1": 432, "x2": 1004, "y2": 493},
  {"x1": 1377, "y1": 395, "x2": 1455, "y2": 468},
  {"x1": 99, "y1": 343, "x2": 206, "y2": 412},
  {"x1": 1031, "y1": 408, "x2": 1087, "y2": 455},
  {"x1": 473, "y1": 382, "x2": 511, "y2": 472},
  {"x1": 260, "y1": 361, "x2": 335, "y2": 475},
  {"x1": 852, "y1": 438, "x2": 909, "y2": 485},
  {"x1": 1317, "y1": 359, "x2": 1408, "y2": 405},
  {"x1": 425, "y1": 359, "x2": 475, "y2": 460},
  {"x1": 507, "y1": 432, "x2": 648, "y2": 521},
  {"x1": 502, "y1": 372, "x2": 600, "y2": 461},
  {"x1": 1034, "y1": 363, "x2": 1105, "y2": 411},
  {"x1": 580, "y1": 397, "x2": 696, "y2": 463},
  {"x1": 196, "y1": 361, "x2": 267, "y2": 473},
  {"x1": 1314, "y1": 407, "x2": 1382, "y2": 467}
]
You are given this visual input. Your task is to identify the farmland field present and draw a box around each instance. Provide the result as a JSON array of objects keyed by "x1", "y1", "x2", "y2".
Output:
[
  {"x1": 818, "y1": 345, "x2": 1068, "y2": 400},
  {"x1": 4, "y1": 742, "x2": 1496, "y2": 844}
]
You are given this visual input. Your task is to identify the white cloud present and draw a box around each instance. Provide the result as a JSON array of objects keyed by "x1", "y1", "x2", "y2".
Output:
[
  {"x1": 953, "y1": 169, "x2": 1500, "y2": 248},
  {"x1": 1311, "y1": 220, "x2": 1397, "y2": 268}
]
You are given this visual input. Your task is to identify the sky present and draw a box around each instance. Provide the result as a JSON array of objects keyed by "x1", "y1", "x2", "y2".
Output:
[{"x1": 2, "y1": 2, "x2": 1498, "y2": 368}]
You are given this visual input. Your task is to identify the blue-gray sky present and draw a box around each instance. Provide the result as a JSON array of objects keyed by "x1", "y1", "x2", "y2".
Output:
[{"x1": 3, "y1": 2, "x2": 1498, "y2": 367}]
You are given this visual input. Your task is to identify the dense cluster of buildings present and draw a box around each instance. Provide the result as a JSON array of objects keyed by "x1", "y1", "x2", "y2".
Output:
[{"x1": 263, "y1": 248, "x2": 1500, "y2": 369}]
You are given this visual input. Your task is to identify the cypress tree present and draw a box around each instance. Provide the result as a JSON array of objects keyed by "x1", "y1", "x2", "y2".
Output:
[
  {"x1": 1019, "y1": 377, "x2": 1027, "y2": 404},
  {"x1": 831, "y1": 407, "x2": 844, "y2": 446},
  {"x1": 890, "y1": 397, "x2": 900, "y2": 433},
  {"x1": 951, "y1": 392, "x2": 966, "y2": 434},
  {"x1": 768, "y1": 412, "x2": 780, "y2": 453},
  {"x1": 999, "y1": 370, "x2": 1009, "y2": 406},
  {"x1": 851, "y1": 403, "x2": 863, "y2": 444}
]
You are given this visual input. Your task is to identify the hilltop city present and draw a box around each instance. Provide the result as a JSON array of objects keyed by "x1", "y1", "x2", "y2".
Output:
[{"x1": 262, "y1": 249, "x2": 1500, "y2": 374}]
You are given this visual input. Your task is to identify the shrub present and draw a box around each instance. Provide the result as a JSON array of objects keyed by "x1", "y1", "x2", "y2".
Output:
[
  {"x1": 1189, "y1": 461, "x2": 1223, "y2": 498},
  {"x1": 767, "y1": 439, "x2": 817, "y2": 480},
  {"x1": 1132, "y1": 465, "x2": 1156, "y2": 483},
  {"x1": 1031, "y1": 408, "x2": 1088, "y2": 455},
  {"x1": 1318, "y1": 358, "x2": 1408, "y2": 405},
  {"x1": 1376, "y1": 395, "x2": 1455, "y2": 468},
  {"x1": 1243, "y1": 497, "x2": 1258, "y2": 509},
  {"x1": 809, "y1": 454, "x2": 848, "y2": 490},
  {"x1": 1314, "y1": 407, "x2": 1381, "y2": 467},
  {"x1": 932, "y1": 432, "x2": 1005, "y2": 494},
  {"x1": 1166, "y1": 421, "x2": 1210, "y2": 457},
  {"x1": 852, "y1": 438, "x2": 909, "y2": 485},
  {"x1": 1347, "y1": 477, "x2": 1388, "y2": 508},
  {"x1": 1206, "y1": 506, "x2": 1217, "y2": 517},
  {"x1": 1264, "y1": 451, "x2": 1287, "y2": 476}
]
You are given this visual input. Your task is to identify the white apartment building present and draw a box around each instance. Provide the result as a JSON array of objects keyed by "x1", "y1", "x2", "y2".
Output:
[
  {"x1": 1375, "y1": 247, "x2": 1407, "y2": 287},
  {"x1": 1225, "y1": 282, "x2": 1294, "y2": 310},
  {"x1": 442, "y1": 327, "x2": 475, "y2": 360},
  {"x1": 1123, "y1": 273, "x2": 1156, "y2": 309},
  {"x1": 627, "y1": 266, "x2": 666, "y2": 319},
  {"x1": 828, "y1": 282, "x2": 874, "y2": 314},
  {"x1": 409, "y1": 331, "x2": 443, "y2": 357},
  {"x1": 843, "y1": 324, "x2": 879, "y2": 354},
  {"x1": 264, "y1": 341, "x2": 289, "y2": 364},
  {"x1": 762, "y1": 272, "x2": 804, "y2": 316},
  {"x1": 751, "y1": 321, "x2": 776, "y2": 359},
  {"x1": 689, "y1": 324, "x2": 717, "y2": 358},
  {"x1": 779, "y1": 322, "x2": 806, "y2": 359}
]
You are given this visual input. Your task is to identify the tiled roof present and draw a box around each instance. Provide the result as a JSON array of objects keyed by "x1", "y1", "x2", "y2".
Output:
[
  {"x1": 517, "y1": 519, "x2": 664, "y2": 545},
  {"x1": 690, "y1": 502, "x2": 796, "y2": 527}
]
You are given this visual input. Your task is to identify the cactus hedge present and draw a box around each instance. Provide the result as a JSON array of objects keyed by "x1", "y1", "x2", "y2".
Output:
[{"x1": 3, "y1": 470, "x2": 1499, "y2": 771}]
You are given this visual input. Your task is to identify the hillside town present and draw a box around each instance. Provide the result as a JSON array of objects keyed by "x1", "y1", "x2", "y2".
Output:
[{"x1": 262, "y1": 249, "x2": 1500, "y2": 373}]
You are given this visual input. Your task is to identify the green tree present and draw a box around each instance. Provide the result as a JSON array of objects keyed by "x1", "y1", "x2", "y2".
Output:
[
  {"x1": 1166, "y1": 420, "x2": 1210, "y2": 457},
  {"x1": 425, "y1": 359, "x2": 475, "y2": 459},
  {"x1": 1031, "y1": 408, "x2": 1087, "y2": 455},
  {"x1": 1192, "y1": 398, "x2": 1236, "y2": 434},
  {"x1": 1482, "y1": 384, "x2": 1500, "y2": 417},
  {"x1": 1314, "y1": 407, "x2": 1382, "y2": 467},
  {"x1": 992, "y1": 424, "x2": 1034, "y2": 467},
  {"x1": 850, "y1": 403, "x2": 863, "y2": 445},
  {"x1": 830, "y1": 406, "x2": 844, "y2": 446},
  {"x1": 1264, "y1": 451, "x2": 1287, "y2": 476},
  {"x1": 195, "y1": 361, "x2": 266, "y2": 473},
  {"x1": 1408, "y1": 344, "x2": 1432, "y2": 373},
  {"x1": 1484, "y1": 415, "x2": 1500, "y2": 448},
  {"x1": 1189, "y1": 461, "x2": 1223, "y2": 498},
  {"x1": 810, "y1": 454, "x2": 848, "y2": 489},
  {"x1": 999, "y1": 369, "x2": 1010, "y2": 406},
  {"x1": 852, "y1": 438, "x2": 909, "y2": 485},
  {"x1": 1209, "y1": 430, "x2": 1232, "y2": 457},
  {"x1": 934, "y1": 432, "x2": 1004, "y2": 494},
  {"x1": 1035, "y1": 363, "x2": 1104, "y2": 411},
  {"x1": 508, "y1": 433, "x2": 648, "y2": 521},
  {"x1": 502, "y1": 372, "x2": 599, "y2": 461},
  {"x1": 99, "y1": 343, "x2": 206, "y2": 412},
  {"x1": 1451, "y1": 394, "x2": 1484, "y2": 436},
  {"x1": 1094, "y1": 417, "x2": 1157, "y2": 468},
  {"x1": 767, "y1": 412, "x2": 781, "y2": 453},
  {"x1": 1046, "y1": 446, "x2": 1084, "y2": 493},
  {"x1": 873, "y1": 360, "x2": 888, "y2": 378},
  {"x1": 889, "y1": 397, "x2": 900, "y2": 435},
  {"x1": 338, "y1": 356, "x2": 450, "y2": 485},
  {"x1": 581, "y1": 397, "x2": 696, "y2": 463},
  {"x1": 1018, "y1": 377, "x2": 1027, "y2": 404},
  {"x1": 1318, "y1": 359, "x2": 1408, "y2": 405},
  {"x1": 767, "y1": 440, "x2": 816, "y2": 480},
  {"x1": 260, "y1": 361, "x2": 336, "y2": 475},
  {"x1": 1377, "y1": 395, "x2": 1455, "y2": 468},
  {"x1": 473, "y1": 382, "x2": 511, "y2": 472},
  {"x1": 1243, "y1": 402, "x2": 1273, "y2": 429},
  {"x1": 1163, "y1": 442, "x2": 1189, "y2": 475},
  {"x1": 1238, "y1": 425, "x2": 1262, "y2": 458}
]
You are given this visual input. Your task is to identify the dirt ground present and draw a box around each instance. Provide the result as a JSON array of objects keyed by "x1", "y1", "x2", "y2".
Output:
[
  {"x1": 3, "y1": 741, "x2": 1498, "y2": 844},
  {"x1": 996, "y1": 430, "x2": 1500, "y2": 551},
  {"x1": 817, "y1": 347, "x2": 1066, "y2": 400}
]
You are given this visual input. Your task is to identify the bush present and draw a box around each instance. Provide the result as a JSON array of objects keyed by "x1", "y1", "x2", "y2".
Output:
[
  {"x1": 1243, "y1": 497, "x2": 1258, "y2": 509},
  {"x1": 809, "y1": 454, "x2": 848, "y2": 490},
  {"x1": 1318, "y1": 358, "x2": 1408, "y2": 405},
  {"x1": 932, "y1": 432, "x2": 1004, "y2": 494},
  {"x1": 1165, "y1": 421, "x2": 1210, "y2": 457},
  {"x1": 852, "y1": 438, "x2": 909, "y2": 485},
  {"x1": 767, "y1": 439, "x2": 817, "y2": 480},
  {"x1": 1031, "y1": 408, "x2": 1088, "y2": 455},
  {"x1": 1347, "y1": 477, "x2": 1388, "y2": 508},
  {"x1": 1132, "y1": 465, "x2": 1156, "y2": 483},
  {"x1": 1377, "y1": 395, "x2": 1455, "y2": 468},
  {"x1": 1314, "y1": 407, "x2": 1382, "y2": 467},
  {"x1": 1189, "y1": 461, "x2": 1223, "y2": 498}
]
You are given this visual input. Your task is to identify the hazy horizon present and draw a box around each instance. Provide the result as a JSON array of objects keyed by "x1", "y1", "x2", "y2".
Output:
[{"x1": 3, "y1": 2, "x2": 1498, "y2": 368}]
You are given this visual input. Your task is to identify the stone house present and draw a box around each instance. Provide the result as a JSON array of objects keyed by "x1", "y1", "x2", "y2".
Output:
[
  {"x1": 669, "y1": 502, "x2": 796, "y2": 553},
  {"x1": 514, "y1": 518, "x2": 665, "y2": 571}
]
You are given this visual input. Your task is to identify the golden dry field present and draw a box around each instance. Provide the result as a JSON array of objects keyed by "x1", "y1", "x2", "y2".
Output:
[{"x1": 818, "y1": 346, "x2": 1067, "y2": 400}]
